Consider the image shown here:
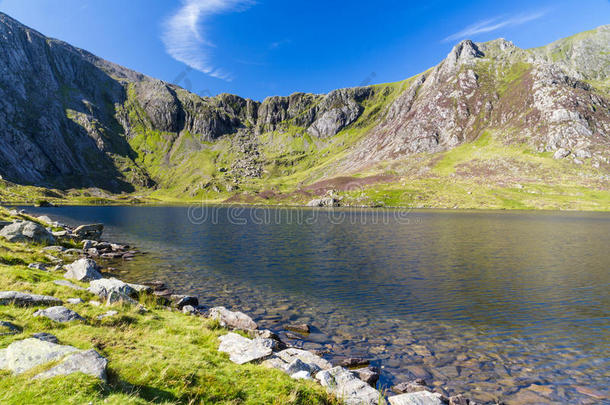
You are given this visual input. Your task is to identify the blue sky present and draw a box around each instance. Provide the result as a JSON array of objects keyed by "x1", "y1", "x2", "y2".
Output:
[{"x1": 0, "y1": 0, "x2": 608, "y2": 100}]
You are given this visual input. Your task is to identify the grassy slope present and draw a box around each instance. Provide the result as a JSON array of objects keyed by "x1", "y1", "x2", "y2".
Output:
[
  {"x1": 1, "y1": 36, "x2": 608, "y2": 210},
  {"x1": 0, "y1": 208, "x2": 337, "y2": 405}
]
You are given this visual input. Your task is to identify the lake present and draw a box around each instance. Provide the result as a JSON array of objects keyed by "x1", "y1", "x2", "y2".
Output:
[{"x1": 25, "y1": 205, "x2": 610, "y2": 404}]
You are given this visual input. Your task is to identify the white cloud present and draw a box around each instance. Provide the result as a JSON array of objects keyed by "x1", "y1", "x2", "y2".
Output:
[
  {"x1": 162, "y1": 0, "x2": 255, "y2": 81},
  {"x1": 443, "y1": 10, "x2": 549, "y2": 42}
]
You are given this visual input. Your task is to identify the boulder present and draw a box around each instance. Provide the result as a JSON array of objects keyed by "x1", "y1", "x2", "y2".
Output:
[
  {"x1": 306, "y1": 198, "x2": 339, "y2": 207},
  {"x1": 126, "y1": 283, "x2": 153, "y2": 294},
  {"x1": 53, "y1": 279, "x2": 86, "y2": 291},
  {"x1": 276, "y1": 348, "x2": 332, "y2": 371},
  {"x1": 0, "y1": 221, "x2": 56, "y2": 245},
  {"x1": 171, "y1": 295, "x2": 198, "y2": 309},
  {"x1": 73, "y1": 224, "x2": 104, "y2": 241},
  {"x1": 106, "y1": 290, "x2": 137, "y2": 306},
  {"x1": 88, "y1": 278, "x2": 135, "y2": 299},
  {"x1": 33, "y1": 306, "x2": 84, "y2": 322},
  {"x1": 66, "y1": 298, "x2": 84, "y2": 305},
  {"x1": 182, "y1": 305, "x2": 197, "y2": 315},
  {"x1": 28, "y1": 263, "x2": 48, "y2": 271},
  {"x1": 209, "y1": 306, "x2": 257, "y2": 330},
  {"x1": 0, "y1": 338, "x2": 78, "y2": 374},
  {"x1": 82, "y1": 240, "x2": 96, "y2": 250},
  {"x1": 0, "y1": 291, "x2": 62, "y2": 307},
  {"x1": 316, "y1": 366, "x2": 382, "y2": 405},
  {"x1": 64, "y1": 258, "x2": 103, "y2": 282},
  {"x1": 217, "y1": 332, "x2": 274, "y2": 365},
  {"x1": 553, "y1": 148, "x2": 570, "y2": 159},
  {"x1": 388, "y1": 391, "x2": 446, "y2": 405},
  {"x1": 33, "y1": 349, "x2": 107, "y2": 381},
  {"x1": 32, "y1": 333, "x2": 59, "y2": 344},
  {"x1": 291, "y1": 370, "x2": 313, "y2": 380},
  {"x1": 286, "y1": 358, "x2": 320, "y2": 376},
  {"x1": 354, "y1": 366, "x2": 380, "y2": 387},
  {"x1": 0, "y1": 221, "x2": 11, "y2": 230},
  {"x1": 96, "y1": 310, "x2": 118, "y2": 320}
]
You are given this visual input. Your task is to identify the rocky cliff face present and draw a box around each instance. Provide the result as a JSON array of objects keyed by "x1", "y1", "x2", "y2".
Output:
[{"x1": 0, "y1": 11, "x2": 608, "y2": 195}]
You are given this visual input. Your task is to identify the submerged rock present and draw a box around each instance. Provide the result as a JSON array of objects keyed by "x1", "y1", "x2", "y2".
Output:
[
  {"x1": 64, "y1": 258, "x2": 103, "y2": 282},
  {"x1": 33, "y1": 306, "x2": 84, "y2": 322},
  {"x1": 209, "y1": 306, "x2": 257, "y2": 330},
  {"x1": 0, "y1": 221, "x2": 55, "y2": 245},
  {"x1": 0, "y1": 291, "x2": 62, "y2": 307}
]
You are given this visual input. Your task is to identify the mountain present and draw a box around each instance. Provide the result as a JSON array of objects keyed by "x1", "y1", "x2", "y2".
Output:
[{"x1": 0, "y1": 12, "x2": 608, "y2": 209}]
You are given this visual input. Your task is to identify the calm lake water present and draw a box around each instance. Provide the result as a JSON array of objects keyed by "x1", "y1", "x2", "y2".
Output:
[{"x1": 25, "y1": 206, "x2": 610, "y2": 404}]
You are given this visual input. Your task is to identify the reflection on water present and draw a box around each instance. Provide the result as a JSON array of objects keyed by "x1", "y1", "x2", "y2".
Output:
[{"x1": 26, "y1": 206, "x2": 610, "y2": 403}]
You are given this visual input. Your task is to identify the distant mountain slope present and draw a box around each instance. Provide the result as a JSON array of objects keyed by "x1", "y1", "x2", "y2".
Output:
[{"x1": 0, "y1": 12, "x2": 608, "y2": 209}]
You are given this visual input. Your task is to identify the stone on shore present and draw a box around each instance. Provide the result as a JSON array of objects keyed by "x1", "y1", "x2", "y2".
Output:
[
  {"x1": 88, "y1": 278, "x2": 135, "y2": 298},
  {"x1": 64, "y1": 258, "x2": 103, "y2": 282},
  {"x1": 53, "y1": 279, "x2": 86, "y2": 290},
  {"x1": 316, "y1": 366, "x2": 382, "y2": 405},
  {"x1": 33, "y1": 349, "x2": 107, "y2": 381},
  {"x1": 0, "y1": 221, "x2": 56, "y2": 245},
  {"x1": 0, "y1": 291, "x2": 62, "y2": 307},
  {"x1": 209, "y1": 306, "x2": 257, "y2": 330},
  {"x1": 286, "y1": 358, "x2": 321, "y2": 376},
  {"x1": 171, "y1": 295, "x2": 199, "y2": 309},
  {"x1": 106, "y1": 290, "x2": 137, "y2": 306},
  {"x1": 388, "y1": 391, "x2": 446, "y2": 405},
  {"x1": 306, "y1": 197, "x2": 339, "y2": 207},
  {"x1": 217, "y1": 332, "x2": 274, "y2": 365},
  {"x1": 276, "y1": 348, "x2": 332, "y2": 371},
  {"x1": 73, "y1": 224, "x2": 104, "y2": 241},
  {"x1": 32, "y1": 333, "x2": 59, "y2": 344},
  {"x1": 33, "y1": 306, "x2": 84, "y2": 322},
  {"x1": 354, "y1": 366, "x2": 380, "y2": 387},
  {"x1": 0, "y1": 338, "x2": 78, "y2": 374},
  {"x1": 127, "y1": 283, "x2": 153, "y2": 294}
]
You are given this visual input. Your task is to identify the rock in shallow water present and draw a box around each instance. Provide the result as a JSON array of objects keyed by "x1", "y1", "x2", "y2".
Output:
[{"x1": 73, "y1": 224, "x2": 103, "y2": 241}]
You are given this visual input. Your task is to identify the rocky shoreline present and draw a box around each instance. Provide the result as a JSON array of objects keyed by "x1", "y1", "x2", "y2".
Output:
[{"x1": 0, "y1": 209, "x2": 484, "y2": 405}]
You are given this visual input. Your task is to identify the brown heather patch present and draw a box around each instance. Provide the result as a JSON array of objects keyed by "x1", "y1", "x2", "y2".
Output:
[{"x1": 303, "y1": 174, "x2": 400, "y2": 194}]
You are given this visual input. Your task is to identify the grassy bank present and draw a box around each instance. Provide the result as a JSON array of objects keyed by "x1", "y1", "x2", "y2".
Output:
[{"x1": 0, "y1": 208, "x2": 337, "y2": 404}]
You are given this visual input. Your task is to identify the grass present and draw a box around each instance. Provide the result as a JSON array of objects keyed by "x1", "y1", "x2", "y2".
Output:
[{"x1": 0, "y1": 207, "x2": 338, "y2": 404}]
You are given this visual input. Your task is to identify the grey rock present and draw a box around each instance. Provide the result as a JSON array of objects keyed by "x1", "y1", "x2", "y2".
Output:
[
  {"x1": 42, "y1": 245, "x2": 66, "y2": 252},
  {"x1": 448, "y1": 394, "x2": 469, "y2": 405},
  {"x1": 392, "y1": 380, "x2": 429, "y2": 394},
  {"x1": 64, "y1": 258, "x2": 102, "y2": 282},
  {"x1": 291, "y1": 370, "x2": 312, "y2": 380},
  {"x1": 32, "y1": 333, "x2": 59, "y2": 344},
  {"x1": 89, "y1": 300, "x2": 102, "y2": 307},
  {"x1": 53, "y1": 279, "x2": 86, "y2": 291},
  {"x1": 33, "y1": 306, "x2": 84, "y2": 322},
  {"x1": 170, "y1": 294, "x2": 199, "y2": 309},
  {"x1": 306, "y1": 197, "x2": 339, "y2": 207},
  {"x1": 262, "y1": 356, "x2": 289, "y2": 370},
  {"x1": 28, "y1": 263, "x2": 48, "y2": 271},
  {"x1": 0, "y1": 291, "x2": 62, "y2": 307},
  {"x1": 96, "y1": 310, "x2": 118, "y2": 320},
  {"x1": 182, "y1": 305, "x2": 197, "y2": 315},
  {"x1": 553, "y1": 148, "x2": 571, "y2": 159},
  {"x1": 0, "y1": 221, "x2": 11, "y2": 230},
  {"x1": 73, "y1": 224, "x2": 103, "y2": 241},
  {"x1": 354, "y1": 366, "x2": 380, "y2": 387},
  {"x1": 276, "y1": 348, "x2": 332, "y2": 371},
  {"x1": 0, "y1": 221, "x2": 55, "y2": 245},
  {"x1": 217, "y1": 332, "x2": 273, "y2": 365},
  {"x1": 106, "y1": 290, "x2": 137, "y2": 306},
  {"x1": 126, "y1": 283, "x2": 153, "y2": 294},
  {"x1": 33, "y1": 349, "x2": 107, "y2": 381},
  {"x1": 286, "y1": 358, "x2": 320, "y2": 376},
  {"x1": 388, "y1": 391, "x2": 446, "y2": 405},
  {"x1": 66, "y1": 298, "x2": 84, "y2": 305},
  {"x1": 0, "y1": 338, "x2": 78, "y2": 374},
  {"x1": 0, "y1": 321, "x2": 21, "y2": 336},
  {"x1": 209, "y1": 306, "x2": 257, "y2": 330},
  {"x1": 88, "y1": 277, "x2": 135, "y2": 298},
  {"x1": 574, "y1": 149, "x2": 591, "y2": 159},
  {"x1": 82, "y1": 239, "x2": 96, "y2": 250},
  {"x1": 316, "y1": 366, "x2": 382, "y2": 405},
  {"x1": 287, "y1": 323, "x2": 311, "y2": 334}
]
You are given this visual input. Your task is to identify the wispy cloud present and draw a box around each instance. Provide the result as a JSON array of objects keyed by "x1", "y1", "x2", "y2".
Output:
[
  {"x1": 443, "y1": 10, "x2": 549, "y2": 43},
  {"x1": 162, "y1": 0, "x2": 255, "y2": 81},
  {"x1": 269, "y1": 39, "x2": 291, "y2": 50}
]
